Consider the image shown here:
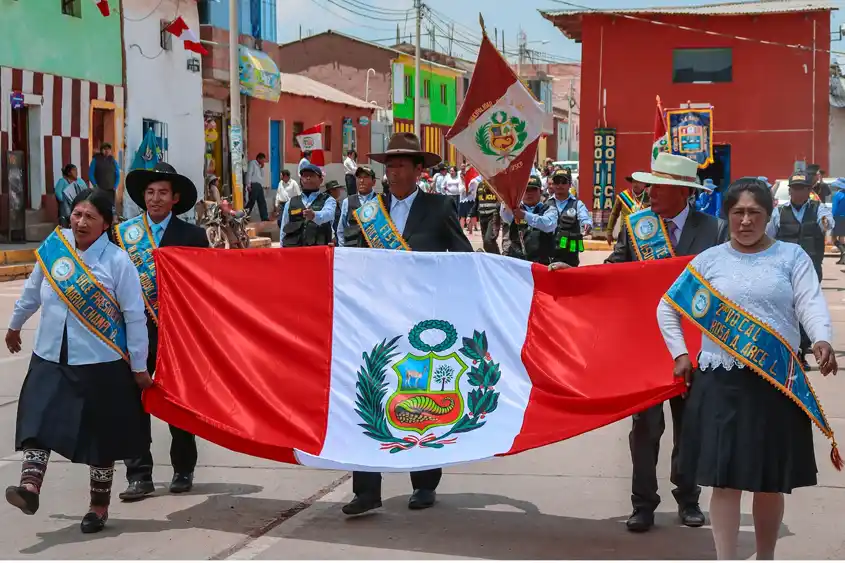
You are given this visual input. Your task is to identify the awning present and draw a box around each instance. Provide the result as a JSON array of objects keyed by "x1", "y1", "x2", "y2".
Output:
[{"x1": 239, "y1": 46, "x2": 281, "y2": 102}]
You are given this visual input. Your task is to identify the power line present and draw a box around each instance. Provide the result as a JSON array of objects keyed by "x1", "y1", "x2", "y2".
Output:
[
  {"x1": 307, "y1": 0, "x2": 399, "y2": 31},
  {"x1": 320, "y1": 0, "x2": 413, "y2": 22},
  {"x1": 343, "y1": 0, "x2": 414, "y2": 15}
]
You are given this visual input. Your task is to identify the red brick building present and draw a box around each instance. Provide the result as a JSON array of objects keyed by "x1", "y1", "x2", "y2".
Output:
[{"x1": 543, "y1": 0, "x2": 833, "y2": 210}]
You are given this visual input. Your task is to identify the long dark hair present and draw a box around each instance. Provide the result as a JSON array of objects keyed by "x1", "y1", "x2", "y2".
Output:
[
  {"x1": 722, "y1": 177, "x2": 775, "y2": 218},
  {"x1": 70, "y1": 189, "x2": 115, "y2": 241}
]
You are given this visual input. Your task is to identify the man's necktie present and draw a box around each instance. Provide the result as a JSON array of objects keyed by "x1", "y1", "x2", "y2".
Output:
[
  {"x1": 665, "y1": 220, "x2": 678, "y2": 246},
  {"x1": 152, "y1": 224, "x2": 163, "y2": 245}
]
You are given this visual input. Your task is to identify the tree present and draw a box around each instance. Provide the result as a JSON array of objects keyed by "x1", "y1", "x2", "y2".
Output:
[{"x1": 433, "y1": 365, "x2": 455, "y2": 391}]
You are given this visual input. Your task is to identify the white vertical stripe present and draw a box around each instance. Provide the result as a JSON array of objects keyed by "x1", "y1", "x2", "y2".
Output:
[
  {"x1": 61, "y1": 77, "x2": 72, "y2": 137},
  {"x1": 71, "y1": 137, "x2": 81, "y2": 169},
  {"x1": 113, "y1": 85, "x2": 124, "y2": 108},
  {"x1": 22, "y1": 70, "x2": 33, "y2": 94},
  {"x1": 42, "y1": 74, "x2": 54, "y2": 135},
  {"x1": 0, "y1": 66, "x2": 12, "y2": 133},
  {"x1": 97, "y1": 83, "x2": 105, "y2": 100},
  {"x1": 52, "y1": 136, "x2": 63, "y2": 177},
  {"x1": 79, "y1": 81, "x2": 90, "y2": 139}
]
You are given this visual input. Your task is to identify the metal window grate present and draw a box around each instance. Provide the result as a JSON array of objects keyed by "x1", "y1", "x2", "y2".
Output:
[
  {"x1": 61, "y1": 0, "x2": 81, "y2": 17},
  {"x1": 160, "y1": 20, "x2": 173, "y2": 51}
]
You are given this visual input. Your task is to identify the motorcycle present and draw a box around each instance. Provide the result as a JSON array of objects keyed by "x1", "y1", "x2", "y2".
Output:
[{"x1": 202, "y1": 198, "x2": 251, "y2": 249}]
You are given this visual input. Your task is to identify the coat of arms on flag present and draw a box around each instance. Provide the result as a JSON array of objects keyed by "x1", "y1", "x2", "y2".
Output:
[{"x1": 356, "y1": 320, "x2": 500, "y2": 453}]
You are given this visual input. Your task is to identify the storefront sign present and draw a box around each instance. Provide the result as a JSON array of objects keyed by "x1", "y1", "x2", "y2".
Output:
[
  {"x1": 591, "y1": 128, "x2": 617, "y2": 226},
  {"x1": 666, "y1": 108, "x2": 713, "y2": 168},
  {"x1": 238, "y1": 46, "x2": 281, "y2": 102},
  {"x1": 9, "y1": 91, "x2": 24, "y2": 110},
  {"x1": 359, "y1": 116, "x2": 370, "y2": 126}
]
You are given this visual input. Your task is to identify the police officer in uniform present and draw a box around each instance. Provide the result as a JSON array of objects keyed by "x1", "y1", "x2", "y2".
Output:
[
  {"x1": 471, "y1": 177, "x2": 502, "y2": 254},
  {"x1": 766, "y1": 170, "x2": 834, "y2": 367},
  {"x1": 279, "y1": 163, "x2": 337, "y2": 247},
  {"x1": 500, "y1": 176, "x2": 559, "y2": 264},
  {"x1": 336, "y1": 166, "x2": 378, "y2": 247},
  {"x1": 546, "y1": 169, "x2": 592, "y2": 267}
]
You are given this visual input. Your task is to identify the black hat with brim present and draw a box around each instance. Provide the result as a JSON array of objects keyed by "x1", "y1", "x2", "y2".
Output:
[{"x1": 126, "y1": 163, "x2": 198, "y2": 215}]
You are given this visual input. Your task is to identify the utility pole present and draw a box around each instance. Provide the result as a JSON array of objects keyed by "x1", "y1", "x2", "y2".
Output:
[
  {"x1": 414, "y1": 0, "x2": 422, "y2": 137},
  {"x1": 517, "y1": 28, "x2": 525, "y2": 79},
  {"x1": 229, "y1": 0, "x2": 244, "y2": 210},
  {"x1": 567, "y1": 79, "x2": 574, "y2": 160}
]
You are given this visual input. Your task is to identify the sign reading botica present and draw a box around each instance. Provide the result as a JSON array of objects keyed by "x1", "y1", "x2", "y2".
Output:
[{"x1": 592, "y1": 128, "x2": 617, "y2": 214}]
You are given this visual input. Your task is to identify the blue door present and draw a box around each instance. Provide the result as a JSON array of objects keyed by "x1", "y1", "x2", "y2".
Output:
[{"x1": 270, "y1": 120, "x2": 282, "y2": 189}]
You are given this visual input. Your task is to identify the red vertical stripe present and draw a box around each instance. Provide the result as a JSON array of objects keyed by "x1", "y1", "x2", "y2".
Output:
[
  {"x1": 10, "y1": 68, "x2": 22, "y2": 92},
  {"x1": 80, "y1": 141, "x2": 90, "y2": 181},
  {"x1": 44, "y1": 137, "x2": 54, "y2": 190},
  {"x1": 61, "y1": 137, "x2": 72, "y2": 170},
  {"x1": 105, "y1": 85, "x2": 114, "y2": 103},
  {"x1": 506, "y1": 257, "x2": 695, "y2": 456},
  {"x1": 70, "y1": 79, "x2": 81, "y2": 137},
  {"x1": 144, "y1": 247, "x2": 335, "y2": 464},
  {"x1": 52, "y1": 77, "x2": 63, "y2": 136},
  {"x1": 32, "y1": 72, "x2": 44, "y2": 96}
]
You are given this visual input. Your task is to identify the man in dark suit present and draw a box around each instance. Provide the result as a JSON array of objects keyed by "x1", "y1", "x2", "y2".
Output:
[
  {"x1": 604, "y1": 153, "x2": 726, "y2": 533},
  {"x1": 341, "y1": 133, "x2": 472, "y2": 516},
  {"x1": 117, "y1": 163, "x2": 209, "y2": 501}
]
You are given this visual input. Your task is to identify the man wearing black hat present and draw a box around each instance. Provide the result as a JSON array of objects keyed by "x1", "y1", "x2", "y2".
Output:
[
  {"x1": 279, "y1": 163, "x2": 337, "y2": 247},
  {"x1": 341, "y1": 132, "x2": 471, "y2": 517},
  {"x1": 116, "y1": 163, "x2": 209, "y2": 501},
  {"x1": 500, "y1": 176, "x2": 559, "y2": 264},
  {"x1": 324, "y1": 180, "x2": 345, "y2": 240},
  {"x1": 336, "y1": 166, "x2": 378, "y2": 247}
]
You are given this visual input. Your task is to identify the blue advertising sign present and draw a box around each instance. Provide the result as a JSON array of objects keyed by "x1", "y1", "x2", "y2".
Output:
[
  {"x1": 667, "y1": 109, "x2": 714, "y2": 168},
  {"x1": 10, "y1": 91, "x2": 24, "y2": 110}
]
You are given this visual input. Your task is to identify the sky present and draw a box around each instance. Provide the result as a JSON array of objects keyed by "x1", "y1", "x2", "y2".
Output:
[{"x1": 277, "y1": 0, "x2": 845, "y2": 64}]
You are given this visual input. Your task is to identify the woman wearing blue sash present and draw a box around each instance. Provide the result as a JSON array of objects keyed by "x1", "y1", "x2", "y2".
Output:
[
  {"x1": 658, "y1": 178, "x2": 838, "y2": 559},
  {"x1": 4, "y1": 190, "x2": 152, "y2": 534}
]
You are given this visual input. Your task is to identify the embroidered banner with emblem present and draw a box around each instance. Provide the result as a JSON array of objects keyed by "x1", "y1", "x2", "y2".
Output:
[
  {"x1": 664, "y1": 265, "x2": 842, "y2": 470},
  {"x1": 618, "y1": 190, "x2": 642, "y2": 214},
  {"x1": 35, "y1": 228, "x2": 128, "y2": 360},
  {"x1": 353, "y1": 195, "x2": 411, "y2": 251},
  {"x1": 114, "y1": 214, "x2": 159, "y2": 324},
  {"x1": 625, "y1": 208, "x2": 675, "y2": 261}
]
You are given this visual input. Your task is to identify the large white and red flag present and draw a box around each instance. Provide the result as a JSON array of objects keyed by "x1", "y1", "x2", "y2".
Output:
[
  {"x1": 165, "y1": 16, "x2": 209, "y2": 56},
  {"x1": 296, "y1": 124, "x2": 326, "y2": 167},
  {"x1": 144, "y1": 247, "x2": 697, "y2": 470},
  {"x1": 446, "y1": 27, "x2": 547, "y2": 210}
]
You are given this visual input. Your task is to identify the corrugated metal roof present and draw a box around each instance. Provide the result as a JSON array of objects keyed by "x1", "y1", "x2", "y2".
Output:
[
  {"x1": 542, "y1": 0, "x2": 837, "y2": 17},
  {"x1": 279, "y1": 73, "x2": 375, "y2": 110}
]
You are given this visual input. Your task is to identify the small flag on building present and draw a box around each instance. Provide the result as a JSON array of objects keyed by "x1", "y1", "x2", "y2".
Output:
[
  {"x1": 296, "y1": 124, "x2": 326, "y2": 167},
  {"x1": 92, "y1": 0, "x2": 110, "y2": 16},
  {"x1": 446, "y1": 19, "x2": 547, "y2": 210},
  {"x1": 651, "y1": 95, "x2": 669, "y2": 166},
  {"x1": 165, "y1": 16, "x2": 209, "y2": 56}
]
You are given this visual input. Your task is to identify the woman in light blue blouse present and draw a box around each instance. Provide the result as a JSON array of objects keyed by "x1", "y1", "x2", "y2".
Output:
[{"x1": 4, "y1": 190, "x2": 152, "y2": 534}]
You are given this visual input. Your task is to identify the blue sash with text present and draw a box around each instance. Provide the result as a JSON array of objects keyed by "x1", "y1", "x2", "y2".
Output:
[
  {"x1": 114, "y1": 214, "x2": 159, "y2": 324},
  {"x1": 353, "y1": 195, "x2": 411, "y2": 251},
  {"x1": 625, "y1": 208, "x2": 675, "y2": 261}
]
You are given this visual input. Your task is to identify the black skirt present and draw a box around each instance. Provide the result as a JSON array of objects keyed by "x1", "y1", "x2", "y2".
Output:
[
  {"x1": 15, "y1": 353, "x2": 150, "y2": 465},
  {"x1": 679, "y1": 365, "x2": 817, "y2": 493}
]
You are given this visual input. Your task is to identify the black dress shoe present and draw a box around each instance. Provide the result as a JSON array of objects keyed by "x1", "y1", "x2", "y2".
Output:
[
  {"x1": 626, "y1": 508, "x2": 655, "y2": 533},
  {"x1": 679, "y1": 503, "x2": 706, "y2": 527},
  {"x1": 169, "y1": 473, "x2": 194, "y2": 494},
  {"x1": 119, "y1": 480, "x2": 155, "y2": 501},
  {"x1": 80, "y1": 511, "x2": 108, "y2": 534},
  {"x1": 5, "y1": 485, "x2": 39, "y2": 515},
  {"x1": 408, "y1": 489, "x2": 436, "y2": 510},
  {"x1": 341, "y1": 495, "x2": 383, "y2": 515}
]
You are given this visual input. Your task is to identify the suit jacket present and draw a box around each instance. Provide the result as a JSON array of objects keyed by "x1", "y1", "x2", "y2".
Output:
[
  {"x1": 605, "y1": 206, "x2": 727, "y2": 264},
  {"x1": 147, "y1": 215, "x2": 210, "y2": 372},
  {"x1": 381, "y1": 190, "x2": 473, "y2": 253}
]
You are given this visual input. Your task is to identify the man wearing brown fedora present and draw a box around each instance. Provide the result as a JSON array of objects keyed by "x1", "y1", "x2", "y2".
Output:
[{"x1": 341, "y1": 132, "x2": 472, "y2": 517}]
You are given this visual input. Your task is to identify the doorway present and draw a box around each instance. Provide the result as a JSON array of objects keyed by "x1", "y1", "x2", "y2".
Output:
[
  {"x1": 697, "y1": 143, "x2": 731, "y2": 218},
  {"x1": 10, "y1": 107, "x2": 30, "y2": 207},
  {"x1": 91, "y1": 107, "x2": 116, "y2": 155},
  {"x1": 269, "y1": 119, "x2": 284, "y2": 189}
]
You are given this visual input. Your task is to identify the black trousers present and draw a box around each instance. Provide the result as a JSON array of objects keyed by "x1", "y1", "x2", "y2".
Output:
[
  {"x1": 629, "y1": 396, "x2": 700, "y2": 512},
  {"x1": 246, "y1": 182, "x2": 269, "y2": 221},
  {"x1": 351, "y1": 468, "x2": 442, "y2": 500},
  {"x1": 125, "y1": 412, "x2": 198, "y2": 482},
  {"x1": 479, "y1": 213, "x2": 501, "y2": 254},
  {"x1": 345, "y1": 174, "x2": 356, "y2": 196},
  {"x1": 550, "y1": 249, "x2": 580, "y2": 267}
]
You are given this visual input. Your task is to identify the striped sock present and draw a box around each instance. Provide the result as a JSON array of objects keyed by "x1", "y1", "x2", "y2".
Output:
[
  {"x1": 89, "y1": 465, "x2": 114, "y2": 509},
  {"x1": 20, "y1": 449, "x2": 50, "y2": 494}
]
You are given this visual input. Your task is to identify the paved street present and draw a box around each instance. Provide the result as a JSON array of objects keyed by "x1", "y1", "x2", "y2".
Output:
[{"x1": 0, "y1": 250, "x2": 843, "y2": 559}]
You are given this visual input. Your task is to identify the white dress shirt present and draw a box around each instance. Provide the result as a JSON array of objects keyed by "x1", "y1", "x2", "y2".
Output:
[
  {"x1": 343, "y1": 157, "x2": 357, "y2": 175},
  {"x1": 336, "y1": 191, "x2": 377, "y2": 246},
  {"x1": 275, "y1": 179, "x2": 301, "y2": 207},
  {"x1": 443, "y1": 175, "x2": 463, "y2": 197},
  {"x1": 279, "y1": 191, "x2": 338, "y2": 247},
  {"x1": 389, "y1": 189, "x2": 420, "y2": 234},
  {"x1": 9, "y1": 230, "x2": 149, "y2": 372},
  {"x1": 247, "y1": 160, "x2": 265, "y2": 186}
]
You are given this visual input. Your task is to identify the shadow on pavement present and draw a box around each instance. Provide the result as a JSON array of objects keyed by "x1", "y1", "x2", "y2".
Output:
[{"x1": 278, "y1": 492, "x2": 792, "y2": 560}]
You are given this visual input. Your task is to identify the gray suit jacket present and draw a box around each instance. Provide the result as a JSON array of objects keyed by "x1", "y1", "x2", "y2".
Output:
[{"x1": 605, "y1": 206, "x2": 727, "y2": 263}]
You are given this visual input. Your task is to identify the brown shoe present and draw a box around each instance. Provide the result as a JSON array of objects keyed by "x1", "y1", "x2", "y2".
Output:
[{"x1": 5, "y1": 485, "x2": 39, "y2": 515}]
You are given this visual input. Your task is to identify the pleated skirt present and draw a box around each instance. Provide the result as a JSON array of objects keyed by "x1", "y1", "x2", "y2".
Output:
[{"x1": 679, "y1": 365, "x2": 817, "y2": 493}]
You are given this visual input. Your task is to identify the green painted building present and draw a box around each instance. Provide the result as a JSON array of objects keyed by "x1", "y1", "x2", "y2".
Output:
[{"x1": 1, "y1": 0, "x2": 125, "y2": 235}]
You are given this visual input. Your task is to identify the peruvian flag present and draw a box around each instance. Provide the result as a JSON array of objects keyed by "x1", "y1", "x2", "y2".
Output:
[
  {"x1": 165, "y1": 16, "x2": 209, "y2": 56},
  {"x1": 144, "y1": 247, "x2": 695, "y2": 470},
  {"x1": 93, "y1": 0, "x2": 110, "y2": 16},
  {"x1": 651, "y1": 95, "x2": 669, "y2": 166},
  {"x1": 296, "y1": 124, "x2": 326, "y2": 166},
  {"x1": 446, "y1": 31, "x2": 547, "y2": 210}
]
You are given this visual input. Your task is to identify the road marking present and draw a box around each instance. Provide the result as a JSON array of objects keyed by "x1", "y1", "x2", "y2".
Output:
[{"x1": 212, "y1": 472, "x2": 351, "y2": 561}]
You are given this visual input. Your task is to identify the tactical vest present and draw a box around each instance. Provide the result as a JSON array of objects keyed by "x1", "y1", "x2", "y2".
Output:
[
  {"x1": 333, "y1": 197, "x2": 343, "y2": 233},
  {"x1": 476, "y1": 182, "x2": 499, "y2": 216},
  {"x1": 92, "y1": 153, "x2": 116, "y2": 192},
  {"x1": 282, "y1": 192, "x2": 333, "y2": 247},
  {"x1": 343, "y1": 194, "x2": 366, "y2": 247},
  {"x1": 777, "y1": 202, "x2": 825, "y2": 273},
  {"x1": 550, "y1": 198, "x2": 584, "y2": 261},
  {"x1": 505, "y1": 202, "x2": 554, "y2": 264}
]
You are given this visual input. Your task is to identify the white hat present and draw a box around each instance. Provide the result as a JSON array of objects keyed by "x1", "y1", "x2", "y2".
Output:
[{"x1": 632, "y1": 153, "x2": 711, "y2": 192}]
